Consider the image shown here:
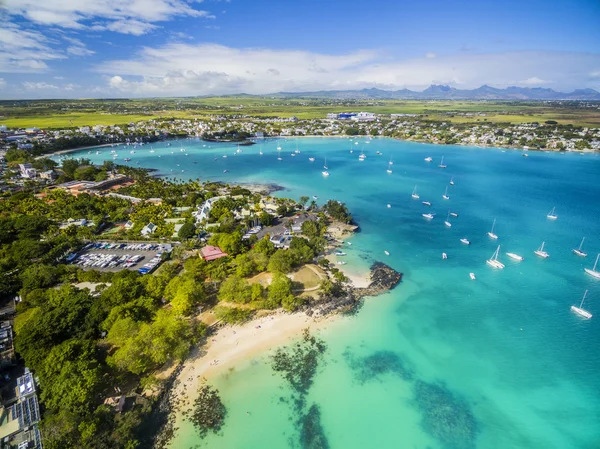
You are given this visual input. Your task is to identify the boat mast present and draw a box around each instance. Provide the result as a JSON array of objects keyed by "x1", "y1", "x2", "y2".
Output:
[
  {"x1": 579, "y1": 237, "x2": 585, "y2": 250},
  {"x1": 491, "y1": 218, "x2": 496, "y2": 233},
  {"x1": 594, "y1": 253, "x2": 599, "y2": 271},
  {"x1": 580, "y1": 290, "x2": 588, "y2": 308}
]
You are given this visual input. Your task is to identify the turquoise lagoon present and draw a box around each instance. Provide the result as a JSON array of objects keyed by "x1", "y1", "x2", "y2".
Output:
[{"x1": 63, "y1": 138, "x2": 600, "y2": 448}]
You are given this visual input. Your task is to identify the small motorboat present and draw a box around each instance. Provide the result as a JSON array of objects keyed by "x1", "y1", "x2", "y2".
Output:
[
  {"x1": 442, "y1": 253, "x2": 448, "y2": 259},
  {"x1": 384, "y1": 250, "x2": 390, "y2": 256},
  {"x1": 460, "y1": 238, "x2": 471, "y2": 245},
  {"x1": 469, "y1": 272, "x2": 476, "y2": 280}
]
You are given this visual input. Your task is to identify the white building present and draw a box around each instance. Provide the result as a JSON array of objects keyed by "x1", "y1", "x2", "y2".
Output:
[
  {"x1": 141, "y1": 223, "x2": 157, "y2": 236},
  {"x1": 18, "y1": 163, "x2": 37, "y2": 179},
  {"x1": 194, "y1": 196, "x2": 225, "y2": 223},
  {"x1": 351, "y1": 112, "x2": 376, "y2": 122}
]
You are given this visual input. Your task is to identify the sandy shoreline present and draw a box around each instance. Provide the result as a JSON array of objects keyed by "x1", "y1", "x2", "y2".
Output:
[{"x1": 169, "y1": 310, "x2": 339, "y2": 411}]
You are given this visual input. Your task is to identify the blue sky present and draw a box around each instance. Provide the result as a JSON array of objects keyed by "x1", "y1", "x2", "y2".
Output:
[{"x1": 1, "y1": 0, "x2": 599, "y2": 99}]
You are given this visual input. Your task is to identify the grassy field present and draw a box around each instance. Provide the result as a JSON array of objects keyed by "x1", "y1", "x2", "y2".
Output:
[{"x1": 1, "y1": 97, "x2": 598, "y2": 127}]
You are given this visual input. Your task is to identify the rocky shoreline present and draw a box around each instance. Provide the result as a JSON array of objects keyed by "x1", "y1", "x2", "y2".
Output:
[{"x1": 307, "y1": 262, "x2": 402, "y2": 317}]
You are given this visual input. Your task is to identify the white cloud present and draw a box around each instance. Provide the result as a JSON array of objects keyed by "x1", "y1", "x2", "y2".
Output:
[
  {"x1": 64, "y1": 36, "x2": 95, "y2": 56},
  {"x1": 425, "y1": 52, "x2": 436, "y2": 59},
  {"x1": 22, "y1": 81, "x2": 59, "y2": 90},
  {"x1": 94, "y1": 44, "x2": 600, "y2": 96},
  {"x1": 0, "y1": 78, "x2": 6, "y2": 88},
  {"x1": 519, "y1": 77, "x2": 551, "y2": 85},
  {"x1": 2, "y1": 0, "x2": 214, "y2": 35},
  {"x1": 0, "y1": 23, "x2": 65, "y2": 72}
]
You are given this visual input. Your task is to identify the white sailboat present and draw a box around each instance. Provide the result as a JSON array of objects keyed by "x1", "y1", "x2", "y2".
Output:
[
  {"x1": 469, "y1": 272, "x2": 476, "y2": 280},
  {"x1": 450, "y1": 212, "x2": 458, "y2": 217},
  {"x1": 486, "y1": 245, "x2": 505, "y2": 269},
  {"x1": 442, "y1": 186, "x2": 450, "y2": 200},
  {"x1": 422, "y1": 201, "x2": 431, "y2": 206},
  {"x1": 324, "y1": 157, "x2": 328, "y2": 170},
  {"x1": 571, "y1": 290, "x2": 592, "y2": 319},
  {"x1": 386, "y1": 161, "x2": 392, "y2": 174},
  {"x1": 487, "y1": 218, "x2": 498, "y2": 240},
  {"x1": 547, "y1": 207, "x2": 558, "y2": 220},
  {"x1": 572, "y1": 237, "x2": 587, "y2": 257},
  {"x1": 412, "y1": 186, "x2": 420, "y2": 199},
  {"x1": 506, "y1": 252, "x2": 524, "y2": 261},
  {"x1": 259, "y1": 146, "x2": 263, "y2": 155},
  {"x1": 450, "y1": 175, "x2": 455, "y2": 185},
  {"x1": 534, "y1": 241, "x2": 549, "y2": 258},
  {"x1": 422, "y1": 213, "x2": 435, "y2": 220},
  {"x1": 424, "y1": 156, "x2": 432, "y2": 162},
  {"x1": 389, "y1": 158, "x2": 393, "y2": 165},
  {"x1": 438, "y1": 156, "x2": 447, "y2": 168},
  {"x1": 359, "y1": 150, "x2": 366, "y2": 161},
  {"x1": 444, "y1": 211, "x2": 452, "y2": 227},
  {"x1": 460, "y1": 238, "x2": 470, "y2": 245},
  {"x1": 584, "y1": 253, "x2": 600, "y2": 279},
  {"x1": 308, "y1": 157, "x2": 315, "y2": 162},
  {"x1": 322, "y1": 170, "x2": 330, "y2": 177}
]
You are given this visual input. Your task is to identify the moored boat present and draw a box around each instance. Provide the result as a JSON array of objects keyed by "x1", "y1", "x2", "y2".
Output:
[
  {"x1": 506, "y1": 252, "x2": 524, "y2": 261},
  {"x1": 571, "y1": 290, "x2": 592, "y2": 319}
]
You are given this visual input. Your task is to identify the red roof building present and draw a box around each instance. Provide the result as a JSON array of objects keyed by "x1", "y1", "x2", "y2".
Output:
[{"x1": 200, "y1": 245, "x2": 228, "y2": 261}]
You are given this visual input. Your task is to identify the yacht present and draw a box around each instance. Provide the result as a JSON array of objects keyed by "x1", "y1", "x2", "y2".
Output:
[
  {"x1": 123, "y1": 157, "x2": 131, "y2": 162},
  {"x1": 572, "y1": 237, "x2": 587, "y2": 257},
  {"x1": 387, "y1": 162, "x2": 393, "y2": 174},
  {"x1": 450, "y1": 212, "x2": 458, "y2": 217},
  {"x1": 534, "y1": 242, "x2": 549, "y2": 258},
  {"x1": 422, "y1": 213, "x2": 435, "y2": 220},
  {"x1": 450, "y1": 175, "x2": 455, "y2": 185},
  {"x1": 324, "y1": 157, "x2": 328, "y2": 170},
  {"x1": 259, "y1": 147, "x2": 264, "y2": 155},
  {"x1": 486, "y1": 245, "x2": 505, "y2": 269},
  {"x1": 506, "y1": 252, "x2": 524, "y2": 261},
  {"x1": 422, "y1": 201, "x2": 432, "y2": 206},
  {"x1": 444, "y1": 211, "x2": 452, "y2": 227},
  {"x1": 223, "y1": 155, "x2": 228, "y2": 158},
  {"x1": 359, "y1": 151, "x2": 366, "y2": 161},
  {"x1": 312, "y1": 196, "x2": 318, "y2": 200},
  {"x1": 469, "y1": 272, "x2": 476, "y2": 280},
  {"x1": 387, "y1": 204, "x2": 392, "y2": 208},
  {"x1": 291, "y1": 153, "x2": 296, "y2": 157},
  {"x1": 334, "y1": 251, "x2": 346, "y2": 256},
  {"x1": 547, "y1": 207, "x2": 558, "y2": 220},
  {"x1": 384, "y1": 250, "x2": 390, "y2": 256},
  {"x1": 442, "y1": 186, "x2": 450, "y2": 200},
  {"x1": 149, "y1": 148, "x2": 155, "y2": 153},
  {"x1": 442, "y1": 252, "x2": 448, "y2": 259},
  {"x1": 438, "y1": 156, "x2": 447, "y2": 168},
  {"x1": 487, "y1": 218, "x2": 498, "y2": 240},
  {"x1": 412, "y1": 186, "x2": 420, "y2": 199},
  {"x1": 460, "y1": 238, "x2": 470, "y2": 245},
  {"x1": 584, "y1": 253, "x2": 600, "y2": 279},
  {"x1": 223, "y1": 169, "x2": 229, "y2": 173},
  {"x1": 277, "y1": 157, "x2": 283, "y2": 161},
  {"x1": 571, "y1": 290, "x2": 593, "y2": 319},
  {"x1": 322, "y1": 171, "x2": 330, "y2": 177},
  {"x1": 389, "y1": 158, "x2": 393, "y2": 165},
  {"x1": 376, "y1": 151, "x2": 382, "y2": 155},
  {"x1": 424, "y1": 156, "x2": 433, "y2": 162},
  {"x1": 309, "y1": 157, "x2": 315, "y2": 162},
  {"x1": 277, "y1": 145, "x2": 282, "y2": 151}
]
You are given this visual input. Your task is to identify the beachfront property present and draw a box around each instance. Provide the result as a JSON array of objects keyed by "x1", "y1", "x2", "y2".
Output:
[
  {"x1": 200, "y1": 245, "x2": 228, "y2": 261},
  {"x1": 193, "y1": 196, "x2": 226, "y2": 223}
]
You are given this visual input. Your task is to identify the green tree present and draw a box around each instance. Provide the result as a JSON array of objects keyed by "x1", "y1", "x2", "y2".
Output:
[
  {"x1": 218, "y1": 275, "x2": 251, "y2": 304},
  {"x1": 299, "y1": 196, "x2": 310, "y2": 209},
  {"x1": 267, "y1": 273, "x2": 295, "y2": 309},
  {"x1": 259, "y1": 211, "x2": 275, "y2": 226},
  {"x1": 178, "y1": 222, "x2": 196, "y2": 239},
  {"x1": 267, "y1": 249, "x2": 293, "y2": 273},
  {"x1": 234, "y1": 253, "x2": 256, "y2": 277}
]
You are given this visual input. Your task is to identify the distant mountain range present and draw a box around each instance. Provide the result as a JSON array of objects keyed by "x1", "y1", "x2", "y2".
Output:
[{"x1": 270, "y1": 85, "x2": 600, "y2": 100}]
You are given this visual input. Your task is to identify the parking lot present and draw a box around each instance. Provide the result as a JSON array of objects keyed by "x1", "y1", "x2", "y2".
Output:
[{"x1": 70, "y1": 242, "x2": 171, "y2": 274}]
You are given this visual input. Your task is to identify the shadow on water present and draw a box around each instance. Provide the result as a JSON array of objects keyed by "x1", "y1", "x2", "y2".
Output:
[{"x1": 343, "y1": 349, "x2": 414, "y2": 384}]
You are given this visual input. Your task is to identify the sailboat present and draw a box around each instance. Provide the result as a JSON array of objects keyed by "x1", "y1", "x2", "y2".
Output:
[
  {"x1": 571, "y1": 290, "x2": 593, "y2": 319},
  {"x1": 572, "y1": 237, "x2": 587, "y2": 257},
  {"x1": 388, "y1": 158, "x2": 393, "y2": 165},
  {"x1": 422, "y1": 213, "x2": 435, "y2": 220},
  {"x1": 486, "y1": 245, "x2": 505, "y2": 269},
  {"x1": 424, "y1": 156, "x2": 432, "y2": 162},
  {"x1": 277, "y1": 145, "x2": 282, "y2": 160},
  {"x1": 547, "y1": 207, "x2": 558, "y2": 220},
  {"x1": 449, "y1": 175, "x2": 455, "y2": 185},
  {"x1": 386, "y1": 162, "x2": 392, "y2": 174},
  {"x1": 324, "y1": 157, "x2": 328, "y2": 170},
  {"x1": 444, "y1": 211, "x2": 452, "y2": 227},
  {"x1": 322, "y1": 170, "x2": 330, "y2": 177},
  {"x1": 259, "y1": 146, "x2": 263, "y2": 155},
  {"x1": 412, "y1": 186, "x2": 420, "y2": 199},
  {"x1": 460, "y1": 238, "x2": 470, "y2": 245},
  {"x1": 359, "y1": 149, "x2": 366, "y2": 161},
  {"x1": 422, "y1": 201, "x2": 431, "y2": 206},
  {"x1": 584, "y1": 253, "x2": 600, "y2": 279},
  {"x1": 438, "y1": 156, "x2": 447, "y2": 168},
  {"x1": 534, "y1": 242, "x2": 549, "y2": 258},
  {"x1": 506, "y1": 252, "x2": 524, "y2": 261},
  {"x1": 487, "y1": 218, "x2": 498, "y2": 240},
  {"x1": 442, "y1": 186, "x2": 450, "y2": 200},
  {"x1": 309, "y1": 157, "x2": 315, "y2": 162}
]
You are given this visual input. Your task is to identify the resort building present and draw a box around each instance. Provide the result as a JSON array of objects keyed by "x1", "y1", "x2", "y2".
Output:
[
  {"x1": 140, "y1": 223, "x2": 157, "y2": 236},
  {"x1": 200, "y1": 246, "x2": 228, "y2": 261}
]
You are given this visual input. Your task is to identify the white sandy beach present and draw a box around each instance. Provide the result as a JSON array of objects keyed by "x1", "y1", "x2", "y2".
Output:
[{"x1": 170, "y1": 310, "x2": 340, "y2": 410}]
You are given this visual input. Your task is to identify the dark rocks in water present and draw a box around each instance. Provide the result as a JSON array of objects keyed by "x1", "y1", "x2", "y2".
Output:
[
  {"x1": 345, "y1": 350, "x2": 413, "y2": 384},
  {"x1": 299, "y1": 404, "x2": 330, "y2": 449},
  {"x1": 307, "y1": 262, "x2": 402, "y2": 317},
  {"x1": 414, "y1": 380, "x2": 478, "y2": 449},
  {"x1": 271, "y1": 329, "x2": 327, "y2": 394},
  {"x1": 188, "y1": 384, "x2": 227, "y2": 439}
]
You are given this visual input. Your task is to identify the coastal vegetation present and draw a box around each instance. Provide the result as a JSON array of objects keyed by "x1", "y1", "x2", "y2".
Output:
[{"x1": 0, "y1": 164, "x2": 369, "y2": 448}]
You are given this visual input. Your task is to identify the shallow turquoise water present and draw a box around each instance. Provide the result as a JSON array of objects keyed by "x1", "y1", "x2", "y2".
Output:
[{"x1": 63, "y1": 138, "x2": 600, "y2": 448}]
